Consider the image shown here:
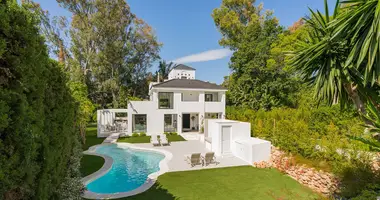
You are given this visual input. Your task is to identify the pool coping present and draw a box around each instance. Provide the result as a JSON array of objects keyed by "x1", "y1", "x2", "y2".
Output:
[{"x1": 81, "y1": 143, "x2": 173, "y2": 199}]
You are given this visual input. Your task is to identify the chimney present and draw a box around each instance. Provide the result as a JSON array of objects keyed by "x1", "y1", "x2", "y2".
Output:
[{"x1": 157, "y1": 72, "x2": 160, "y2": 83}]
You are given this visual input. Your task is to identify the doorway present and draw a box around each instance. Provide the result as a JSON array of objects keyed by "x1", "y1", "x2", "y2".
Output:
[
  {"x1": 221, "y1": 126, "x2": 231, "y2": 154},
  {"x1": 182, "y1": 114, "x2": 190, "y2": 129}
]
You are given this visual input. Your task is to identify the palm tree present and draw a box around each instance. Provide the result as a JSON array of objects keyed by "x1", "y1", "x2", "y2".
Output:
[
  {"x1": 331, "y1": 0, "x2": 380, "y2": 86},
  {"x1": 156, "y1": 60, "x2": 177, "y2": 82},
  {"x1": 290, "y1": 0, "x2": 368, "y2": 112}
]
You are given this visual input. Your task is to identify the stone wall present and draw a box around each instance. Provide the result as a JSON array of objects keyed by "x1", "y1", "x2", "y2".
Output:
[{"x1": 253, "y1": 147, "x2": 340, "y2": 196}]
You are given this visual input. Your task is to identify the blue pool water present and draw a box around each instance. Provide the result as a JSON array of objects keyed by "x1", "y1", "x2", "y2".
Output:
[{"x1": 86, "y1": 144, "x2": 165, "y2": 194}]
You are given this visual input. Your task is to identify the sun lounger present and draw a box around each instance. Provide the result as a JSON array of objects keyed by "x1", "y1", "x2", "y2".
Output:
[
  {"x1": 184, "y1": 153, "x2": 202, "y2": 167},
  {"x1": 160, "y1": 134, "x2": 169, "y2": 146},
  {"x1": 202, "y1": 152, "x2": 217, "y2": 166},
  {"x1": 150, "y1": 134, "x2": 160, "y2": 146}
]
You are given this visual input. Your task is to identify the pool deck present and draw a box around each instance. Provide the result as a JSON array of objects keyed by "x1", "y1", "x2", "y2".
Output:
[{"x1": 131, "y1": 140, "x2": 249, "y2": 172}]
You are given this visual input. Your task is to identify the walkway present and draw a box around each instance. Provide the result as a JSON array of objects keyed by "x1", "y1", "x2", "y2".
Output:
[
  {"x1": 133, "y1": 140, "x2": 249, "y2": 172},
  {"x1": 103, "y1": 133, "x2": 120, "y2": 143}
]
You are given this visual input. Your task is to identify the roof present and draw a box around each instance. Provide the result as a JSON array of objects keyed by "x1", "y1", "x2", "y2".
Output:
[
  {"x1": 152, "y1": 79, "x2": 226, "y2": 90},
  {"x1": 172, "y1": 64, "x2": 196, "y2": 71}
]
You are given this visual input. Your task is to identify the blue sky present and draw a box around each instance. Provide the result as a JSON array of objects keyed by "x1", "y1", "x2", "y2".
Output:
[{"x1": 36, "y1": 0, "x2": 335, "y2": 84}]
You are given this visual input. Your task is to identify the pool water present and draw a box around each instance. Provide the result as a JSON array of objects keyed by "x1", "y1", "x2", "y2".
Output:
[{"x1": 86, "y1": 144, "x2": 165, "y2": 194}]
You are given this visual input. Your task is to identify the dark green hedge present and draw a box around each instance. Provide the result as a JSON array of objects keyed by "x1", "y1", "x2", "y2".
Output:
[{"x1": 0, "y1": 1, "x2": 81, "y2": 199}]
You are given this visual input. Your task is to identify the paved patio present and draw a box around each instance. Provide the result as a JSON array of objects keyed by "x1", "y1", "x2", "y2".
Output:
[{"x1": 133, "y1": 140, "x2": 249, "y2": 172}]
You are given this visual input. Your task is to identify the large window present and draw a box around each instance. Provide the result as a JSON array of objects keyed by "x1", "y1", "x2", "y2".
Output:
[
  {"x1": 132, "y1": 114, "x2": 147, "y2": 133},
  {"x1": 164, "y1": 114, "x2": 177, "y2": 132},
  {"x1": 158, "y1": 92, "x2": 173, "y2": 109}
]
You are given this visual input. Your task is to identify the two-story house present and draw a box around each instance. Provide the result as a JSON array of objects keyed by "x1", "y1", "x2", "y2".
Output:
[{"x1": 127, "y1": 64, "x2": 227, "y2": 135}]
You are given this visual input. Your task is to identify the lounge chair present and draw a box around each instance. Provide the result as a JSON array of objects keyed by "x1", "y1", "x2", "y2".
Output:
[
  {"x1": 202, "y1": 152, "x2": 217, "y2": 166},
  {"x1": 184, "y1": 153, "x2": 202, "y2": 167},
  {"x1": 160, "y1": 134, "x2": 169, "y2": 146},
  {"x1": 150, "y1": 134, "x2": 160, "y2": 146}
]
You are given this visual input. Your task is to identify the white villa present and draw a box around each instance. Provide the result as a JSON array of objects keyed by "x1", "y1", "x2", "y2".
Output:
[
  {"x1": 95, "y1": 64, "x2": 271, "y2": 169},
  {"x1": 98, "y1": 64, "x2": 227, "y2": 136}
]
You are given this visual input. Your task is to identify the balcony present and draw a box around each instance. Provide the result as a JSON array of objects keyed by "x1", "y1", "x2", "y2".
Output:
[{"x1": 205, "y1": 101, "x2": 224, "y2": 113}]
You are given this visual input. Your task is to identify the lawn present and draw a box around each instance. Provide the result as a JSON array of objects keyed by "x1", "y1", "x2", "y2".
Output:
[
  {"x1": 114, "y1": 166, "x2": 320, "y2": 200},
  {"x1": 117, "y1": 135, "x2": 186, "y2": 143},
  {"x1": 80, "y1": 155, "x2": 104, "y2": 177}
]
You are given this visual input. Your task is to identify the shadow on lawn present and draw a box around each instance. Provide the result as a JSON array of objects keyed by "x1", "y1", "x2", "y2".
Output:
[{"x1": 116, "y1": 183, "x2": 176, "y2": 200}]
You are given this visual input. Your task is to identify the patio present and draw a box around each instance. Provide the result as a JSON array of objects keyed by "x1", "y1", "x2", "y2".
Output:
[{"x1": 132, "y1": 140, "x2": 249, "y2": 172}]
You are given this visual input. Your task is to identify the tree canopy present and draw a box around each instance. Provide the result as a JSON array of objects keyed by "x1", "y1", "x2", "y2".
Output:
[{"x1": 213, "y1": 0, "x2": 301, "y2": 110}]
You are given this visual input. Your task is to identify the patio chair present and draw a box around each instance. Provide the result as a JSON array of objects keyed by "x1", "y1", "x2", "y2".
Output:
[
  {"x1": 202, "y1": 152, "x2": 217, "y2": 166},
  {"x1": 150, "y1": 134, "x2": 160, "y2": 146},
  {"x1": 184, "y1": 153, "x2": 202, "y2": 167},
  {"x1": 160, "y1": 134, "x2": 169, "y2": 146}
]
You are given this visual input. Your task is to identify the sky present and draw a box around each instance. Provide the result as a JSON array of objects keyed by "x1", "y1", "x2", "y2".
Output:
[{"x1": 35, "y1": 0, "x2": 335, "y2": 84}]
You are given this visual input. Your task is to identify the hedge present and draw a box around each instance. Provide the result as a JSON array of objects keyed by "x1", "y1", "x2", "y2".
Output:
[{"x1": 0, "y1": 1, "x2": 82, "y2": 199}]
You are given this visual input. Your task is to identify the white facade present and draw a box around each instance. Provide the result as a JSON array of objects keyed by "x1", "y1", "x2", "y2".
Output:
[
  {"x1": 204, "y1": 119, "x2": 271, "y2": 165},
  {"x1": 168, "y1": 68, "x2": 195, "y2": 80},
  {"x1": 127, "y1": 88, "x2": 226, "y2": 135}
]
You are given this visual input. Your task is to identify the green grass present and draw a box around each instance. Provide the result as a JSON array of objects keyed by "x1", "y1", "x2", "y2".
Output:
[
  {"x1": 82, "y1": 123, "x2": 103, "y2": 150},
  {"x1": 117, "y1": 135, "x2": 186, "y2": 143},
  {"x1": 114, "y1": 166, "x2": 321, "y2": 200},
  {"x1": 80, "y1": 155, "x2": 105, "y2": 177}
]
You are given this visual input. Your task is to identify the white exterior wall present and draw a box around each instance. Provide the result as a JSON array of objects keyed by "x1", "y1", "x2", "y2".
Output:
[
  {"x1": 127, "y1": 88, "x2": 226, "y2": 135},
  {"x1": 205, "y1": 119, "x2": 271, "y2": 164},
  {"x1": 168, "y1": 69, "x2": 195, "y2": 80}
]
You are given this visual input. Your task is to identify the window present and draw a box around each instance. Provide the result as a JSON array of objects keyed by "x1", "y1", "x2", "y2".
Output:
[
  {"x1": 133, "y1": 114, "x2": 147, "y2": 132},
  {"x1": 205, "y1": 94, "x2": 213, "y2": 102},
  {"x1": 158, "y1": 92, "x2": 173, "y2": 109},
  {"x1": 164, "y1": 114, "x2": 177, "y2": 132},
  {"x1": 205, "y1": 93, "x2": 218, "y2": 102}
]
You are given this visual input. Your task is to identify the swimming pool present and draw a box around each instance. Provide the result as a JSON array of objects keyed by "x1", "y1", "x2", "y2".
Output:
[{"x1": 86, "y1": 144, "x2": 165, "y2": 194}]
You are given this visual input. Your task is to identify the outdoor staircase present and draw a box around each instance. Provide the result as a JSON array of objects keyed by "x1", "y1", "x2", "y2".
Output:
[
  {"x1": 103, "y1": 133, "x2": 120, "y2": 143},
  {"x1": 180, "y1": 133, "x2": 200, "y2": 141}
]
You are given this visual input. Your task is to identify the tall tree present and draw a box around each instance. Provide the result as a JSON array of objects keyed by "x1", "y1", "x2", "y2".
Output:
[
  {"x1": 57, "y1": 0, "x2": 161, "y2": 107},
  {"x1": 213, "y1": 0, "x2": 299, "y2": 110}
]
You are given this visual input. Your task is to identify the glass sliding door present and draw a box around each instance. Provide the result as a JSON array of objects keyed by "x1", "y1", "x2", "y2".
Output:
[
  {"x1": 164, "y1": 114, "x2": 177, "y2": 132},
  {"x1": 132, "y1": 114, "x2": 147, "y2": 133}
]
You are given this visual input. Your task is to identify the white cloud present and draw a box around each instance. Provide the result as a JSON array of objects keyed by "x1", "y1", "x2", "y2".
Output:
[{"x1": 171, "y1": 49, "x2": 233, "y2": 64}]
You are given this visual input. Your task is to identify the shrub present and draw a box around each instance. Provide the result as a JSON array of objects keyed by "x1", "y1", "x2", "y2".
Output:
[
  {"x1": 164, "y1": 132, "x2": 170, "y2": 135},
  {"x1": 0, "y1": 2, "x2": 82, "y2": 198},
  {"x1": 132, "y1": 133, "x2": 139, "y2": 137},
  {"x1": 139, "y1": 132, "x2": 147, "y2": 137},
  {"x1": 171, "y1": 132, "x2": 178, "y2": 136}
]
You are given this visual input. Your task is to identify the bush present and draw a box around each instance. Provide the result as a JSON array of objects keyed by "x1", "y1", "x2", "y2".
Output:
[
  {"x1": 132, "y1": 133, "x2": 139, "y2": 137},
  {"x1": 139, "y1": 132, "x2": 147, "y2": 137},
  {"x1": 0, "y1": 2, "x2": 82, "y2": 198},
  {"x1": 171, "y1": 132, "x2": 178, "y2": 136}
]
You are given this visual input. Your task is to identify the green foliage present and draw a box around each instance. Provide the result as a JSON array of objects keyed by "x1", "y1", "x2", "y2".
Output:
[
  {"x1": 68, "y1": 81, "x2": 95, "y2": 144},
  {"x1": 139, "y1": 132, "x2": 147, "y2": 137},
  {"x1": 132, "y1": 133, "x2": 139, "y2": 137},
  {"x1": 170, "y1": 132, "x2": 178, "y2": 136},
  {"x1": 57, "y1": 0, "x2": 161, "y2": 107},
  {"x1": 213, "y1": 0, "x2": 301, "y2": 110},
  {"x1": 0, "y1": 1, "x2": 82, "y2": 198}
]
